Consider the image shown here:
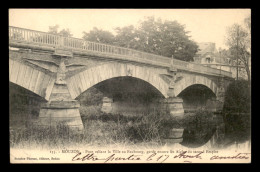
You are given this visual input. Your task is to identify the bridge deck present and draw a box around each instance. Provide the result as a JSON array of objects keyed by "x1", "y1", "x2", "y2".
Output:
[{"x1": 9, "y1": 26, "x2": 232, "y2": 78}]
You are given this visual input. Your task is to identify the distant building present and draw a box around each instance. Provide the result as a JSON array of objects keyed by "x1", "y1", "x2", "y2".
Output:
[{"x1": 193, "y1": 42, "x2": 247, "y2": 79}]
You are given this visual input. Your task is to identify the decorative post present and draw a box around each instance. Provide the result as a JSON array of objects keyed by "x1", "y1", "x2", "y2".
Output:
[
  {"x1": 37, "y1": 49, "x2": 84, "y2": 133},
  {"x1": 59, "y1": 35, "x2": 65, "y2": 48}
]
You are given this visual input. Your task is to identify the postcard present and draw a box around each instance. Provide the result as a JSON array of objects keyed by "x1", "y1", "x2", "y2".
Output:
[{"x1": 9, "y1": 8, "x2": 251, "y2": 163}]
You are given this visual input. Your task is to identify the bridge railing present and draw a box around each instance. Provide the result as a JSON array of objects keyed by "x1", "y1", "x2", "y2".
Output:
[
  {"x1": 9, "y1": 26, "x2": 61, "y2": 46},
  {"x1": 9, "y1": 26, "x2": 232, "y2": 77}
]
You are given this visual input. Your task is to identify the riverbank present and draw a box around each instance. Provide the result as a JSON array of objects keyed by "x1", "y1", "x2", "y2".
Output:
[{"x1": 10, "y1": 109, "x2": 249, "y2": 150}]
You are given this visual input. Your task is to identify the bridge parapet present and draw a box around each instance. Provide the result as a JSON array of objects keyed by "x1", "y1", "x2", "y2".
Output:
[{"x1": 9, "y1": 26, "x2": 232, "y2": 78}]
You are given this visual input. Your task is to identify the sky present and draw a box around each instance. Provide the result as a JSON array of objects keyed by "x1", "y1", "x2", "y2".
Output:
[{"x1": 9, "y1": 9, "x2": 250, "y2": 49}]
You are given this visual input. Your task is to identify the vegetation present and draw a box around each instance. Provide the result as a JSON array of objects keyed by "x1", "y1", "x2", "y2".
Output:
[
  {"x1": 225, "y1": 15, "x2": 251, "y2": 84},
  {"x1": 9, "y1": 108, "x2": 170, "y2": 148},
  {"x1": 221, "y1": 79, "x2": 251, "y2": 146},
  {"x1": 10, "y1": 98, "x2": 250, "y2": 150},
  {"x1": 10, "y1": 106, "x2": 218, "y2": 149},
  {"x1": 223, "y1": 79, "x2": 251, "y2": 113},
  {"x1": 83, "y1": 16, "x2": 198, "y2": 62},
  {"x1": 48, "y1": 25, "x2": 73, "y2": 37}
]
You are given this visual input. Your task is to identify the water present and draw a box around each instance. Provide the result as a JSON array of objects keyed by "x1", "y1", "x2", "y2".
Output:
[{"x1": 179, "y1": 112, "x2": 251, "y2": 149}]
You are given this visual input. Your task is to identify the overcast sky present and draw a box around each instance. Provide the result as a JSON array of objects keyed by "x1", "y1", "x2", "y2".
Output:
[{"x1": 9, "y1": 9, "x2": 250, "y2": 49}]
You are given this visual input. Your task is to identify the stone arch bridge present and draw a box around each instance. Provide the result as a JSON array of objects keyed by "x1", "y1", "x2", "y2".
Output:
[{"x1": 9, "y1": 26, "x2": 233, "y2": 132}]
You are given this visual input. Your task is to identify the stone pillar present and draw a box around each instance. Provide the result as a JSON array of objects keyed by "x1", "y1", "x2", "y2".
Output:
[
  {"x1": 164, "y1": 128, "x2": 184, "y2": 144},
  {"x1": 37, "y1": 56, "x2": 84, "y2": 133},
  {"x1": 216, "y1": 93, "x2": 225, "y2": 112},
  {"x1": 38, "y1": 100, "x2": 84, "y2": 132},
  {"x1": 161, "y1": 97, "x2": 184, "y2": 118},
  {"x1": 101, "y1": 97, "x2": 113, "y2": 113},
  {"x1": 216, "y1": 77, "x2": 226, "y2": 112},
  {"x1": 160, "y1": 97, "x2": 185, "y2": 144}
]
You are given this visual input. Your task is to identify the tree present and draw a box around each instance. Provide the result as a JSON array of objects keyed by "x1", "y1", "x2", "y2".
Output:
[
  {"x1": 223, "y1": 79, "x2": 250, "y2": 113},
  {"x1": 59, "y1": 29, "x2": 73, "y2": 37},
  {"x1": 82, "y1": 16, "x2": 199, "y2": 62},
  {"x1": 114, "y1": 25, "x2": 139, "y2": 49},
  {"x1": 48, "y1": 25, "x2": 59, "y2": 34},
  {"x1": 82, "y1": 27, "x2": 115, "y2": 44},
  {"x1": 225, "y1": 16, "x2": 251, "y2": 84},
  {"x1": 135, "y1": 17, "x2": 198, "y2": 61},
  {"x1": 10, "y1": 31, "x2": 24, "y2": 40},
  {"x1": 48, "y1": 25, "x2": 73, "y2": 37},
  {"x1": 119, "y1": 17, "x2": 198, "y2": 61}
]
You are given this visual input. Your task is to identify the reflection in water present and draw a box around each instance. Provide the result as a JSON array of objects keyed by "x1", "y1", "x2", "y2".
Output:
[
  {"x1": 181, "y1": 127, "x2": 216, "y2": 148},
  {"x1": 180, "y1": 112, "x2": 251, "y2": 149}
]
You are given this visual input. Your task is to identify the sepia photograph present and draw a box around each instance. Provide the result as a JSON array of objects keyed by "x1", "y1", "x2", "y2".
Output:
[{"x1": 9, "y1": 8, "x2": 251, "y2": 163}]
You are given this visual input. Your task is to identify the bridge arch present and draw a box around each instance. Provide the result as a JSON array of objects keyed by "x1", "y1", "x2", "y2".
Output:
[
  {"x1": 9, "y1": 59, "x2": 55, "y2": 101},
  {"x1": 174, "y1": 75, "x2": 218, "y2": 97},
  {"x1": 66, "y1": 63, "x2": 169, "y2": 99}
]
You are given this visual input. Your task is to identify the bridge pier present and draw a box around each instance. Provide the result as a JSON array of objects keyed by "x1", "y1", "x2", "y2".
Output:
[
  {"x1": 37, "y1": 100, "x2": 84, "y2": 133},
  {"x1": 216, "y1": 78, "x2": 226, "y2": 112},
  {"x1": 215, "y1": 99, "x2": 225, "y2": 112},
  {"x1": 101, "y1": 97, "x2": 113, "y2": 113},
  {"x1": 160, "y1": 97, "x2": 184, "y2": 144},
  {"x1": 160, "y1": 97, "x2": 184, "y2": 118},
  {"x1": 36, "y1": 55, "x2": 84, "y2": 133},
  {"x1": 215, "y1": 89, "x2": 225, "y2": 112},
  {"x1": 164, "y1": 128, "x2": 184, "y2": 144}
]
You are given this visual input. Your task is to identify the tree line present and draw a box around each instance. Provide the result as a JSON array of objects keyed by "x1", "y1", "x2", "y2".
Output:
[{"x1": 49, "y1": 17, "x2": 199, "y2": 62}]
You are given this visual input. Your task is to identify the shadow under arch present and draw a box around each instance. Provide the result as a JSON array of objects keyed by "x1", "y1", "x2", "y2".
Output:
[
  {"x1": 76, "y1": 76, "x2": 166, "y2": 100},
  {"x1": 75, "y1": 76, "x2": 166, "y2": 115},
  {"x1": 66, "y1": 63, "x2": 169, "y2": 100},
  {"x1": 9, "y1": 82, "x2": 47, "y2": 128},
  {"x1": 174, "y1": 75, "x2": 218, "y2": 97},
  {"x1": 177, "y1": 84, "x2": 217, "y2": 112}
]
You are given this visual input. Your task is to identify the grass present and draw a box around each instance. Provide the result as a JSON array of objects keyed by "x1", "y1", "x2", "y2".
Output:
[
  {"x1": 10, "y1": 107, "x2": 188, "y2": 149},
  {"x1": 10, "y1": 104, "x2": 250, "y2": 150}
]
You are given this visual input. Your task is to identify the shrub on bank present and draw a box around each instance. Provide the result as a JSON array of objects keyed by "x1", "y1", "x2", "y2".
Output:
[{"x1": 223, "y1": 79, "x2": 251, "y2": 113}]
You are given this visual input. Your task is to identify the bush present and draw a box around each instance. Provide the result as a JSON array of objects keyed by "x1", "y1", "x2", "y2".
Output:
[{"x1": 223, "y1": 80, "x2": 251, "y2": 113}]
